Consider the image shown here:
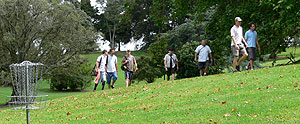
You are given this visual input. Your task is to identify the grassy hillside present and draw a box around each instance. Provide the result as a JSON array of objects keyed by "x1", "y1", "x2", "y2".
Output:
[{"x1": 1, "y1": 64, "x2": 299, "y2": 123}]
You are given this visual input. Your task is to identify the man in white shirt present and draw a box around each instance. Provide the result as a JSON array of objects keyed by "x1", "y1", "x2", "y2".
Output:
[
  {"x1": 94, "y1": 50, "x2": 108, "y2": 91},
  {"x1": 230, "y1": 17, "x2": 248, "y2": 72},
  {"x1": 164, "y1": 48, "x2": 179, "y2": 81},
  {"x1": 194, "y1": 40, "x2": 213, "y2": 76},
  {"x1": 106, "y1": 48, "x2": 118, "y2": 89}
]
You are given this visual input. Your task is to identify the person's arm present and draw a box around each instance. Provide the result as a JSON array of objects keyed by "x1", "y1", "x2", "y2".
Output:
[
  {"x1": 242, "y1": 36, "x2": 248, "y2": 48},
  {"x1": 209, "y1": 53, "x2": 213, "y2": 62},
  {"x1": 115, "y1": 57, "x2": 118, "y2": 73},
  {"x1": 231, "y1": 28, "x2": 239, "y2": 49},
  {"x1": 176, "y1": 61, "x2": 179, "y2": 71},
  {"x1": 134, "y1": 57, "x2": 138, "y2": 72},
  {"x1": 194, "y1": 52, "x2": 198, "y2": 62},
  {"x1": 256, "y1": 38, "x2": 261, "y2": 53},
  {"x1": 164, "y1": 59, "x2": 167, "y2": 68},
  {"x1": 121, "y1": 56, "x2": 128, "y2": 65},
  {"x1": 96, "y1": 61, "x2": 99, "y2": 72}
]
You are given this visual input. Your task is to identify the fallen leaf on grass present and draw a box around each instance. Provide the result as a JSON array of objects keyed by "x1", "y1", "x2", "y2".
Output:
[
  {"x1": 237, "y1": 113, "x2": 241, "y2": 117},
  {"x1": 67, "y1": 112, "x2": 71, "y2": 115},
  {"x1": 244, "y1": 101, "x2": 249, "y2": 104},
  {"x1": 221, "y1": 101, "x2": 227, "y2": 104},
  {"x1": 223, "y1": 113, "x2": 231, "y2": 117},
  {"x1": 232, "y1": 108, "x2": 237, "y2": 111},
  {"x1": 266, "y1": 86, "x2": 270, "y2": 89}
]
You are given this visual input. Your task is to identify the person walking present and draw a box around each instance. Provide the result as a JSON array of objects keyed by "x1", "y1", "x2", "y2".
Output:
[
  {"x1": 245, "y1": 23, "x2": 261, "y2": 70},
  {"x1": 164, "y1": 48, "x2": 179, "y2": 81},
  {"x1": 94, "y1": 50, "x2": 108, "y2": 91},
  {"x1": 122, "y1": 50, "x2": 138, "y2": 87},
  {"x1": 106, "y1": 48, "x2": 118, "y2": 89},
  {"x1": 231, "y1": 17, "x2": 248, "y2": 72},
  {"x1": 194, "y1": 40, "x2": 213, "y2": 76}
]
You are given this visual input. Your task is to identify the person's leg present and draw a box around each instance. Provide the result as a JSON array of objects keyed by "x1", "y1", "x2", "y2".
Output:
[
  {"x1": 233, "y1": 56, "x2": 238, "y2": 71},
  {"x1": 111, "y1": 71, "x2": 118, "y2": 88},
  {"x1": 93, "y1": 83, "x2": 98, "y2": 91},
  {"x1": 129, "y1": 71, "x2": 133, "y2": 86},
  {"x1": 200, "y1": 69, "x2": 204, "y2": 76},
  {"x1": 101, "y1": 81, "x2": 105, "y2": 90},
  {"x1": 237, "y1": 45, "x2": 248, "y2": 66},
  {"x1": 249, "y1": 59, "x2": 254, "y2": 69},
  {"x1": 107, "y1": 73, "x2": 112, "y2": 89},
  {"x1": 166, "y1": 68, "x2": 171, "y2": 81},
  {"x1": 232, "y1": 46, "x2": 239, "y2": 72},
  {"x1": 125, "y1": 71, "x2": 129, "y2": 87},
  {"x1": 204, "y1": 61, "x2": 210, "y2": 76}
]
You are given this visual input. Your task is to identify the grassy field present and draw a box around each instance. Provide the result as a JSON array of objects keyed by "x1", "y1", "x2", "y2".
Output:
[
  {"x1": 260, "y1": 46, "x2": 300, "y2": 67},
  {"x1": 0, "y1": 63, "x2": 299, "y2": 123},
  {"x1": 0, "y1": 51, "x2": 150, "y2": 107}
]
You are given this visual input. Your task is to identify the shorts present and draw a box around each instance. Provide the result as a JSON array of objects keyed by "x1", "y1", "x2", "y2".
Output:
[
  {"x1": 98, "y1": 71, "x2": 106, "y2": 83},
  {"x1": 107, "y1": 71, "x2": 118, "y2": 84},
  {"x1": 246, "y1": 47, "x2": 256, "y2": 60},
  {"x1": 166, "y1": 68, "x2": 176, "y2": 76},
  {"x1": 124, "y1": 70, "x2": 133, "y2": 80},
  {"x1": 198, "y1": 61, "x2": 209, "y2": 70},
  {"x1": 231, "y1": 44, "x2": 247, "y2": 56}
]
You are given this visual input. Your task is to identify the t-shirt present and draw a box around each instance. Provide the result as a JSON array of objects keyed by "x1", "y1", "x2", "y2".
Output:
[
  {"x1": 245, "y1": 30, "x2": 257, "y2": 48},
  {"x1": 164, "y1": 53, "x2": 178, "y2": 68},
  {"x1": 195, "y1": 45, "x2": 212, "y2": 62},
  {"x1": 230, "y1": 25, "x2": 244, "y2": 46},
  {"x1": 106, "y1": 54, "x2": 118, "y2": 72},
  {"x1": 122, "y1": 55, "x2": 136, "y2": 72},
  {"x1": 96, "y1": 55, "x2": 107, "y2": 72}
]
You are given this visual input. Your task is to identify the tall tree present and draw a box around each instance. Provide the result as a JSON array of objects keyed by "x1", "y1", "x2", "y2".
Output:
[
  {"x1": 0, "y1": 0, "x2": 97, "y2": 86},
  {"x1": 97, "y1": 0, "x2": 125, "y2": 49}
]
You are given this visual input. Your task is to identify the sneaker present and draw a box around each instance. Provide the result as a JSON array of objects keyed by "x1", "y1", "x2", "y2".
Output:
[
  {"x1": 204, "y1": 73, "x2": 207, "y2": 76},
  {"x1": 111, "y1": 85, "x2": 115, "y2": 89},
  {"x1": 245, "y1": 66, "x2": 248, "y2": 70},
  {"x1": 236, "y1": 65, "x2": 240, "y2": 72},
  {"x1": 233, "y1": 70, "x2": 238, "y2": 73},
  {"x1": 93, "y1": 90, "x2": 96, "y2": 92},
  {"x1": 251, "y1": 68, "x2": 254, "y2": 70}
]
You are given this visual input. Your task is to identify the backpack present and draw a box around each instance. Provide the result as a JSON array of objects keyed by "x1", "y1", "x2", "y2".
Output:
[{"x1": 121, "y1": 56, "x2": 128, "y2": 71}]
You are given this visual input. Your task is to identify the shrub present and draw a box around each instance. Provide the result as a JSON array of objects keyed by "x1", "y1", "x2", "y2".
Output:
[
  {"x1": 133, "y1": 56, "x2": 162, "y2": 83},
  {"x1": 46, "y1": 56, "x2": 92, "y2": 91},
  {"x1": 148, "y1": 40, "x2": 169, "y2": 75},
  {"x1": 177, "y1": 41, "x2": 224, "y2": 79}
]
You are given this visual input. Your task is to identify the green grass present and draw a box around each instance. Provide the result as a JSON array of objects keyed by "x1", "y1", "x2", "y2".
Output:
[
  {"x1": 261, "y1": 46, "x2": 300, "y2": 67},
  {"x1": 0, "y1": 64, "x2": 299, "y2": 123},
  {"x1": 0, "y1": 51, "x2": 149, "y2": 108}
]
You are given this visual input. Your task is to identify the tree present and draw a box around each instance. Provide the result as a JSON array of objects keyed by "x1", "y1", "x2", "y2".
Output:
[
  {"x1": 0, "y1": 0, "x2": 97, "y2": 86},
  {"x1": 97, "y1": 0, "x2": 126, "y2": 49}
]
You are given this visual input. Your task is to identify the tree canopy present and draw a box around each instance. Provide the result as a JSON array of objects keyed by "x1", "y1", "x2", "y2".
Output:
[{"x1": 0, "y1": 0, "x2": 97, "y2": 85}]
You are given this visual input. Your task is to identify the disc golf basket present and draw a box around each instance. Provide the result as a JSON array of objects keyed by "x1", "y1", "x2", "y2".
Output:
[{"x1": 7, "y1": 61, "x2": 48, "y2": 124}]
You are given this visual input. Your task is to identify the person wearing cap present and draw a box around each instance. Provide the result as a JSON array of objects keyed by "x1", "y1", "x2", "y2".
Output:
[
  {"x1": 164, "y1": 48, "x2": 179, "y2": 81},
  {"x1": 230, "y1": 17, "x2": 248, "y2": 72},
  {"x1": 94, "y1": 50, "x2": 108, "y2": 91},
  {"x1": 245, "y1": 23, "x2": 261, "y2": 70},
  {"x1": 122, "y1": 50, "x2": 138, "y2": 87},
  {"x1": 194, "y1": 40, "x2": 213, "y2": 76}
]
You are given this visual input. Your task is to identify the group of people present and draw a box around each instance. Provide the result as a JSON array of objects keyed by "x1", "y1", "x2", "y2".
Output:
[
  {"x1": 163, "y1": 17, "x2": 261, "y2": 80},
  {"x1": 93, "y1": 17, "x2": 261, "y2": 90},
  {"x1": 93, "y1": 49, "x2": 138, "y2": 91}
]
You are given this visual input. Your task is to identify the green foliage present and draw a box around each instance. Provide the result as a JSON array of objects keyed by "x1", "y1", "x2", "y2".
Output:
[
  {"x1": 176, "y1": 41, "x2": 201, "y2": 79},
  {"x1": 148, "y1": 39, "x2": 168, "y2": 68},
  {"x1": 162, "y1": 20, "x2": 198, "y2": 50},
  {"x1": 0, "y1": 0, "x2": 97, "y2": 86},
  {"x1": 177, "y1": 41, "x2": 224, "y2": 79},
  {"x1": 133, "y1": 56, "x2": 161, "y2": 83},
  {"x1": 46, "y1": 56, "x2": 92, "y2": 91}
]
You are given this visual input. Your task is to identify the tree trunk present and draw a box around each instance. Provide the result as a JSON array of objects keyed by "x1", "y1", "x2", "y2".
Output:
[{"x1": 118, "y1": 41, "x2": 121, "y2": 51}]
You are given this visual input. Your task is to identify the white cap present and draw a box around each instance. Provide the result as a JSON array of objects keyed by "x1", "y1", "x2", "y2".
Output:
[{"x1": 235, "y1": 17, "x2": 242, "y2": 22}]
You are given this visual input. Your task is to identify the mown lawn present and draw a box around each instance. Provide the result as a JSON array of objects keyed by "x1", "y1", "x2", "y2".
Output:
[
  {"x1": 0, "y1": 64, "x2": 299, "y2": 123},
  {"x1": 0, "y1": 51, "x2": 149, "y2": 108}
]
